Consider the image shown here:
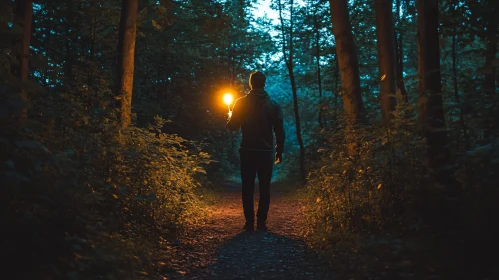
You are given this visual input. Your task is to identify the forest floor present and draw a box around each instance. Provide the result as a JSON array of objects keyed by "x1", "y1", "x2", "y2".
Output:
[{"x1": 157, "y1": 181, "x2": 442, "y2": 280}]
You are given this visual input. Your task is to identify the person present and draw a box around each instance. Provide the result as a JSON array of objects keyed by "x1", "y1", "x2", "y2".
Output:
[{"x1": 227, "y1": 71, "x2": 285, "y2": 231}]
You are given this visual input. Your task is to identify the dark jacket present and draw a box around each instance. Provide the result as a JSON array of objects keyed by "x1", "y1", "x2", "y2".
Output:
[{"x1": 227, "y1": 89, "x2": 285, "y2": 154}]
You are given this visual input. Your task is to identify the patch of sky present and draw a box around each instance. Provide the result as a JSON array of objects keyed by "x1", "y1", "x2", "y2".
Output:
[{"x1": 251, "y1": 0, "x2": 280, "y2": 26}]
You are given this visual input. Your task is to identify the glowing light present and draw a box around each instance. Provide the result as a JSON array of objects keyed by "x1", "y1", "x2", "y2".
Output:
[{"x1": 223, "y1": 93, "x2": 233, "y2": 106}]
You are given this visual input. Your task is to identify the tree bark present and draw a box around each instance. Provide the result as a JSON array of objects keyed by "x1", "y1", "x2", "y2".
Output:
[
  {"x1": 333, "y1": 53, "x2": 339, "y2": 123},
  {"x1": 117, "y1": 0, "x2": 139, "y2": 128},
  {"x1": 374, "y1": 0, "x2": 397, "y2": 125},
  {"x1": 328, "y1": 0, "x2": 366, "y2": 153},
  {"x1": 394, "y1": 0, "x2": 408, "y2": 99},
  {"x1": 278, "y1": 0, "x2": 306, "y2": 181},
  {"x1": 416, "y1": 0, "x2": 448, "y2": 169},
  {"x1": 13, "y1": 0, "x2": 33, "y2": 125}
]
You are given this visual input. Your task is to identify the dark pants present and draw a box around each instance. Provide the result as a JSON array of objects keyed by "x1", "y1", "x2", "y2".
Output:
[{"x1": 240, "y1": 149, "x2": 274, "y2": 224}]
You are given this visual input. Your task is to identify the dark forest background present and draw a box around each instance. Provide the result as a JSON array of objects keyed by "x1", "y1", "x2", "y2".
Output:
[{"x1": 1, "y1": 0, "x2": 498, "y2": 279}]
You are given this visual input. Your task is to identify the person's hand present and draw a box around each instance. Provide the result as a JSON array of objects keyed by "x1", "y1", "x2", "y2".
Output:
[{"x1": 275, "y1": 152, "x2": 282, "y2": 164}]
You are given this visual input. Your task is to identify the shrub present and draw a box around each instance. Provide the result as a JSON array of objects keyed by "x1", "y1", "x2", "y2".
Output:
[
  {"x1": 304, "y1": 99, "x2": 429, "y2": 241},
  {"x1": 1, "y1": 70, "x2": 211, "y2": 278}
]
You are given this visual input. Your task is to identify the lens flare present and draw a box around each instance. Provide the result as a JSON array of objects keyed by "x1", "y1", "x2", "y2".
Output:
[{"x1": 223, "y1": 93, "x2": 233, "y2": 105}]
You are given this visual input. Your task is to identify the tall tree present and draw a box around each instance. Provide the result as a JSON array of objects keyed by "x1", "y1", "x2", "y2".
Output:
[
  {"x1": 117, "y1": 0, "x2": 139, "y2": 128},
  {"x1": 374, "y1": 0, "x2": 397, "y2": 125},
  {"x1": 312, "y1": 1, "x2": 324, "y2": 128},
  {"x1": 416, "y1": 0, "x2": 448, "y2": 169},
  {"x1": 277, "y1": 0, "x2": 306, "y2": 181},
  {"x1": 394, "y1": 0, "x2": 408, "y2": 98},
  {"x1": 13, "y1": 0, "x2": 33, "y2": 125},
  {"x1": 328, "y1": 0, "x2": 366, "y2": 153}
]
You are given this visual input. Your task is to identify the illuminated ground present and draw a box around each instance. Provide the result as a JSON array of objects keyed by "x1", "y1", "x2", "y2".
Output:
[
  {"x1": 158, "y1": 182, "x2": 331, "y2": 279},
  {"x1": 158, "y1": 182, "x2": 438, "y2": 280}
]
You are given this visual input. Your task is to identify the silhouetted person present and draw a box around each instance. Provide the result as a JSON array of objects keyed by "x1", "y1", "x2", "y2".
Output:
[{"x1": 227, "y1": 71, "x2": 285, "y2": 231}]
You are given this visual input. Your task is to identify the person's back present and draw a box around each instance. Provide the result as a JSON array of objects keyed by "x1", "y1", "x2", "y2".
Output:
[
  {"x1": 228, "y1": 89, "x2": 283, "y2": 153},
  {"x1": 227, "y1": 71, "x2": 284, "y2": 231}
]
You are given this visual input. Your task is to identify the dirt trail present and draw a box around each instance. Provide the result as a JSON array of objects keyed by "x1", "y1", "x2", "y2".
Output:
[{"x1": 160, "y1": 184, "x2": 332, "y2": 280}]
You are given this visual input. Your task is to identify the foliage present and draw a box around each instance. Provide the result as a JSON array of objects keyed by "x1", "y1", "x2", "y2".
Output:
[
  {"x1": 305, "y1": 95, "x2": 428, "y2": 238},
  {"x1": 1, "y1": 64, "x2": 211, "y2": 279},
  {"x1": 2, "y1": 0, "x2": 498, "y2": 277}
]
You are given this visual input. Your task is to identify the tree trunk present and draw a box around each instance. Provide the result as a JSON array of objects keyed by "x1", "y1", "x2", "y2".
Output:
[
  {"x1": 313, "y1": 12, "x2": 324, "y2": 129},
  {"x1": 374, "y1": 0, "x2": 397, "y2": 125},
  {"x1": 328, "y1": 0, "x2": 366, "y2": 153},
  {"x1": 416, "y1": 0, "x2": 448, "y2": 169},
  {"x1": 333, "y1": 53, "x2": 339, "y2": 123},
  {"x1": 14, "y1": 0, "x2": 33, "y2": 125},
  {"x1": 278, "y1": 0, "x2": 306, "y2": 181},
  {"x1": 117, "y1": 0, "x2": 139, "y2": 128},
  {"x1": 394, "y1": 0, "x2": 408, "y2": 99}
]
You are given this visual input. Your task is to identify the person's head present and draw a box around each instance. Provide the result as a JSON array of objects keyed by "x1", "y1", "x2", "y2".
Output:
[{"x1": 249, "y1": 71, "x2": 266, "y2": 90}]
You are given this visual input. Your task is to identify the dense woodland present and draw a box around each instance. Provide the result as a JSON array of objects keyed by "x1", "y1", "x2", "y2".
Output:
[{"x1": 1, "y1": 0, "x2": 498, "y2": 279}]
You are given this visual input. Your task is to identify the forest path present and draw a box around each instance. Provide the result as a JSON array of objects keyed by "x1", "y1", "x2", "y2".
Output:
[{"x1": 159, "y1": 181, "x2": 333, "y2": 280}]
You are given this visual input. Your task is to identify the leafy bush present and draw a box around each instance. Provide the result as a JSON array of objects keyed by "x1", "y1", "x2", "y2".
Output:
[
  {"x1": 1, "y1": 68, "x2": 211, "y2": 278},
  {"x1": 304, "y1": 98, "x2": 431, "y2": 240},
  {"x1": 304, "y1": 93, "x2": 499, "y2": 276}
]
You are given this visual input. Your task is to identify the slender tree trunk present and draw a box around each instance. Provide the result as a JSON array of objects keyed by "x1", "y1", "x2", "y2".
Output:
[
  {"x1": 416, "y1": 0, "x2": 448, "y2": 169},
  {"x1": 117, "y1": 0, "x2": 139, "y2": 128},
  {"x1": 13, "y1": 0, "x2": 33, "y2": 125},
  {"x1": 278, "y1": 0, "x2": 306, "y2": 181},
  {"x1": 374, "y1": 0, "x2": 397, "y2": 125},
  {"x1": 394, "y1": 0, "x2": 408, "y2": 99},
  {"x1": 328, "y1": 0, "x2": 366, "y2": 154},
  {"x1": 313, "y1": 12, "x2": 324, "y2": 129}
]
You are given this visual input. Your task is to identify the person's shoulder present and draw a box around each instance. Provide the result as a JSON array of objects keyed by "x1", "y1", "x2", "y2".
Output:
[
  {"x1": 234, "y1": 95, "x2": 248, "y2": 106},
  {"x1": 235, "y1": 95, "x2": 248, "y2": 102}
]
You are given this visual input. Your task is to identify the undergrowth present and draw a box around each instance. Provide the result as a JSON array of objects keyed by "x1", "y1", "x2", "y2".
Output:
[
  {"x1": 304, "y1": 94, "x2": 499, "y2": 278},
  {"x1": 1, "y1": 64, "x2": 211, "y2": 279}
]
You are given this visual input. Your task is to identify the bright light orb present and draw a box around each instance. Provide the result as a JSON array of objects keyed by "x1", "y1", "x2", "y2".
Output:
[{"x1": 223, "y1": 93, "x2": 233, "y2": 106}]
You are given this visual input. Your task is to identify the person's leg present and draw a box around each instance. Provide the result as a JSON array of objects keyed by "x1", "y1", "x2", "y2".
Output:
[
  {"x1": 256, "y1": 151, "x2": 274, "y2": 228},
  {"x1": 240, "y1": 149, "x2": 257, "y2": 228}
]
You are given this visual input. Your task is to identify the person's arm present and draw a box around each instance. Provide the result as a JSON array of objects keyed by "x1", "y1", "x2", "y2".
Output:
[
  {"x1": 274, "y1": 104, "x2": 285, "y2": 163},
  {"x1": 227, "y1": 98, "x2": 244, "y2": 131}
]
